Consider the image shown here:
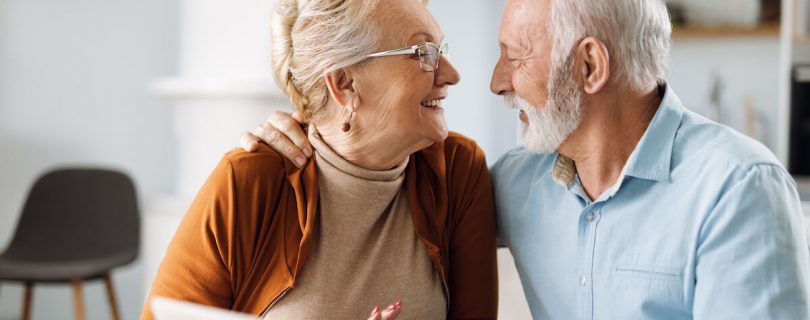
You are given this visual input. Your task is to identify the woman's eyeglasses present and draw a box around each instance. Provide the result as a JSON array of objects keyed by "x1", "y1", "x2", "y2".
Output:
[{"x1": 366, "y1": 42, "x2": 449, "y2": 72}]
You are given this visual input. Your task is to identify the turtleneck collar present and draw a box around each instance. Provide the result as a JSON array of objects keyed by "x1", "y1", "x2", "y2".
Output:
[{"x1": 308, "y1": 125, "x2": 409, "y2": 182}]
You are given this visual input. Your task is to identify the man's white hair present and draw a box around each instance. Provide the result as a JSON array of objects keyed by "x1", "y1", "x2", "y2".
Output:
[{"x1": 549, "y1": 0, "x2": 672, "y2": 92}]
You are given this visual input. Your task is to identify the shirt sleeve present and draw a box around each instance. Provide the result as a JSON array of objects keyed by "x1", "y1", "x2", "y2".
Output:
[
  {"x1": 693, "y1": 163, "x2": 810, "y2": 319},
  {"x1": 489, "y1": 151, "x2": 515, "y2": 248}
]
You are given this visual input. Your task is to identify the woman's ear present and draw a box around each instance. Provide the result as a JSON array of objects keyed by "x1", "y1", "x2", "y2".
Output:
[
  {"x1": 324, "y1": 68, "x2": 357, "y2": 111},
  {"x1": 574, "y1": 37, "x2": 610, "y2": 94}
]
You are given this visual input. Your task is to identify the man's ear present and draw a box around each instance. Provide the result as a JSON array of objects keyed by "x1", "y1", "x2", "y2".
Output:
[
  {"x1": 575, "y1": 37, "x2": 610, "y2": 94},
  {"x1": 324, "y1": 68, "x2": 356, "y2": 110}
]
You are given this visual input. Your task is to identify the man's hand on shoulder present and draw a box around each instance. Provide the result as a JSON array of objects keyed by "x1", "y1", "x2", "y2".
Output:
[{"x1": 240, "y1": 111, "x2": 312, "y2": 167}]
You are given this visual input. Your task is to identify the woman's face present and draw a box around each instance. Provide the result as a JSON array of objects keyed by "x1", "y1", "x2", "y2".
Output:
[{"x1": 350, "y1": 0, "x2": 460, "y2": 149}]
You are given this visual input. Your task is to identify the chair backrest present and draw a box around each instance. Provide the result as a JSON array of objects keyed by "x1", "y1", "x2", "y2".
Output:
[{"x1": 2, "y1": 168, "x2": 140, "y2": 264}]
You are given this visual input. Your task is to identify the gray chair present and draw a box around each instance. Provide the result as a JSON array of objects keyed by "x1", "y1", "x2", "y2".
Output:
[{"x1": 0, "y1": 168, "x2": 139, "y2": 320}]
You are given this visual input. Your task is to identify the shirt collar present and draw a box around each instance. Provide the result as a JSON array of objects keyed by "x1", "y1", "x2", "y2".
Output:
[
  {"x1": 622, "y1": 85, "x2": 684, "y2": 183},
  {"x1": 552, "y1": 85, "x2": 685, "y2": 188}
]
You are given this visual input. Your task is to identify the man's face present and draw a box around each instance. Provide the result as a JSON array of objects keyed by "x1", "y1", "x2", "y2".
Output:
[
  {"x1": 490, "y1": 0, "x2": 583, "y2": 154},
  {"x1": 492, "y1": 0, "x2": 552, "y2": 108}
]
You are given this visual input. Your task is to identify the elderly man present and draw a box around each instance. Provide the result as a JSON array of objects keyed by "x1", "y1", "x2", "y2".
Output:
[{"x1": 242, "y1": 0, "x2": 810, "y2": 318}]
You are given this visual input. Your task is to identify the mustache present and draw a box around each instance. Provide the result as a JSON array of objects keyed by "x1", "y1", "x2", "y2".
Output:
[{"x1": 504, "y1": 93, "x2": 535, "y2": 110}]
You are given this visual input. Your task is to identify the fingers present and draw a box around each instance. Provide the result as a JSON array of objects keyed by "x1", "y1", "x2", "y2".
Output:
[
  {"x1": 291, "y1": 111, "x2": 306, "y2": 124},
  {"x1": 268, "y1": 111, "x2": 312, "y2": 158},
  {"x1": 240, "y1": 132, "x2": 260, "y2": 152},
  {"x1": 253, "y1": 122, "x2": 309, "y2": 168},
  {"x1": 368, "y1": 305, "x2": 381, "y2": 320},
  {"x1": 380, "y1": 300, "x2": 403, "y2": 320},
  {"x1": 368, "y1": 300, "x2": 402, "y2": 320}
]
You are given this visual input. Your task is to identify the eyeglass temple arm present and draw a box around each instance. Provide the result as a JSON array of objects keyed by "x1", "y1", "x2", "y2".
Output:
[{"x1": 367, "y1": 46, "x2": 418, "y2": 58}]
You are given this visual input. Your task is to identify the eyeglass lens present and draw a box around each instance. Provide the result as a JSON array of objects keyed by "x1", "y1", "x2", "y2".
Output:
[{"x1": 417, "y1": 44, "x2": 440, "y2": 72}]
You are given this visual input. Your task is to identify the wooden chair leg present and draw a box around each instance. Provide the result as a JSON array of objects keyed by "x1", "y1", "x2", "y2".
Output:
[
  {"x1": 22, "y1": 282, "x2": 33, "y2": 320},
  {"x1": 103, "y1": 273, "x2": 122, "y2": 320},
  {"x1": 71, "y1": 280, "x2": 86, "y2": 320}
]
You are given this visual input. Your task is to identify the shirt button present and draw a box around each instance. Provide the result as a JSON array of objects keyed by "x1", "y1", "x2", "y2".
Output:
[
  {"x1": 586, "y1": 212, "x2": 595, "y2": 221},
  {"x1": 579, "y1": 276, "x2": 589, "y2": 287}
]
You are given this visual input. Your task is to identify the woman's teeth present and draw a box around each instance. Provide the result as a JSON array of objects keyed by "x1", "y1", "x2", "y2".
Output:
[{"x1": 421, "y1": 99, "x2": 442, "y2": 107}]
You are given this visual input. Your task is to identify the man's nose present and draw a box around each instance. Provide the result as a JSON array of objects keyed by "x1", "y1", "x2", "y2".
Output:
[{"x1": 490, "y1": 57, "x2": 513, "y2": 95}]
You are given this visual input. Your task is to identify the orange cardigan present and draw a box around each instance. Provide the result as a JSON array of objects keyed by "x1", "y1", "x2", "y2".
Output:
[{"x1": 141, "y1": 132, "x2": 498, "y2": 319}]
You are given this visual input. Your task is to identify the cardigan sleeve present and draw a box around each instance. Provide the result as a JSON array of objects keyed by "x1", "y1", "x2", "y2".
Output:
[
  {"x1": 445, "y1": 135, "x2": 499, "y2": 320},
  {"x1": 140, "y1": 148, "x2": 288, "y2": 319},
  {"x1": 140, "y1": 156, "x2": 241, "y2": 320}
]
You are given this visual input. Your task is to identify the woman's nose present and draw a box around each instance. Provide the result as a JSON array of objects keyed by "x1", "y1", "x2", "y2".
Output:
[{"x1": 435, "y1": 56, "x2": 460, "y2": 87}]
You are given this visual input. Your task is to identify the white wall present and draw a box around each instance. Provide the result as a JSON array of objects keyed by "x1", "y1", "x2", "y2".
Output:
[
  {"x1": 0, "y1": 0, "x2": 178, "y2": 318},
  {"x1": 668, "y1": 37, "x2": 782, "y2": 150}
]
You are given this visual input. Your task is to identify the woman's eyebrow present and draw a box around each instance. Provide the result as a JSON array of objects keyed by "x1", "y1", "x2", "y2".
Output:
[{"x1": 408, "y1": 30, "x2": 444, "y2": 44}]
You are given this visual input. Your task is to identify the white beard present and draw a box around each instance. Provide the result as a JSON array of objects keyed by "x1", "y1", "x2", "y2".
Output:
[{"x1": 505, "y1": 61, "x2": 583, "y2": 154}]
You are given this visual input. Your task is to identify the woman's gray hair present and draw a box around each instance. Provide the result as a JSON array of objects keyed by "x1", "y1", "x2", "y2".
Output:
[
  {"x1": 549, "y1": 0, "x2": 672, "y2": 92},
  {"x1": 272, "y1": 0, "x2": 382, "y2": 120}
]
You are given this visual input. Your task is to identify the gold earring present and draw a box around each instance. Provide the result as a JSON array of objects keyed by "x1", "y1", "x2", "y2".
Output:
[{"x1": 341, "y1": 111, "x2": 354, "y2": 132}]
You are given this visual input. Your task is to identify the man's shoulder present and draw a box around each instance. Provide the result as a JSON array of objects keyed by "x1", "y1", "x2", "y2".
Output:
[
  {"x1": 491, "y1": 146, "x2": 557, "y2": 185},
  {"x1": 673, "y1": 110, "x2": 783, "y2": 173},
  {"x1": 493, "y1": 145, "x2": 557, "y2": 168}
]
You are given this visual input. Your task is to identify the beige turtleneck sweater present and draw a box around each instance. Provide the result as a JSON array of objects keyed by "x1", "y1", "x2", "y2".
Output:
[{"x1": 262, "y1": 128, "x2": 446, "y2": 319}]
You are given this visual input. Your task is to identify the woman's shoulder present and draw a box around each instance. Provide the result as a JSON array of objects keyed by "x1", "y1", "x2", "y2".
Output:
[
  {"x1": 223, "y1": 143, "x2": 289, "y2": 168},
  {"x1": 443, "y1": 131, "x2": 482, "y2": 153},
  {"x1": 433, "y1": 131, "x2": 487, "y2": 167},
  {"x1": 216, "y1": 144, "x2": 293, "y2": 185},
  {"x1": 415, "y1": 131, "x2": 489, "y2": 183},
  {"x1": 197, "y1": 144, "x2": 297, "y2": 225}
]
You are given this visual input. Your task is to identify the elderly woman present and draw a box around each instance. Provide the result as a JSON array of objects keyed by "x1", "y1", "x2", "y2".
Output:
[{"x1": 141, "y1": 0, "x2": 497, "y2": 319}]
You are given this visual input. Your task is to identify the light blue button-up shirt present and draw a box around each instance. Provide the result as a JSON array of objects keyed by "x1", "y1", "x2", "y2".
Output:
[{"x1": 491, "y1": 86, "x2": 810, "y2": 319}]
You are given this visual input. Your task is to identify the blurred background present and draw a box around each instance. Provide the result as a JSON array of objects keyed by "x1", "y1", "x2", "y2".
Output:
[{"x1": 1, "y1": 0, "x2": 809, "y2": 319}]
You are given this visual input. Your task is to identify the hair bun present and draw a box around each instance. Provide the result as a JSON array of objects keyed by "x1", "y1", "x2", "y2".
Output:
[
  {"x1": 271, "y1": 0, "x2": 381, "y2": 121},
  {"x1": 277, "y1": 0, "x2": 299, "y2": 18},
  {"x1": 272, "y1": 0, "x2": 308, "y2": 114}
]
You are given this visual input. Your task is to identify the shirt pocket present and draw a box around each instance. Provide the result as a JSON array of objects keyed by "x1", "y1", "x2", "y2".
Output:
[
  {"x1": 615, "y1": 264, "x2": 683, "y2": 281},
  {"x1": 612, "y1": 264, "x2": 687, "y2": 310}
]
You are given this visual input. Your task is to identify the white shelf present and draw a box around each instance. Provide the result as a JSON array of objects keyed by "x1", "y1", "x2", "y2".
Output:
[
  {"x1": 672, "y1": 24, "x2": 781, "y2": 39},
  {"x1": 152, "y1": 77, "x2": 286, "y2": 100}
]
